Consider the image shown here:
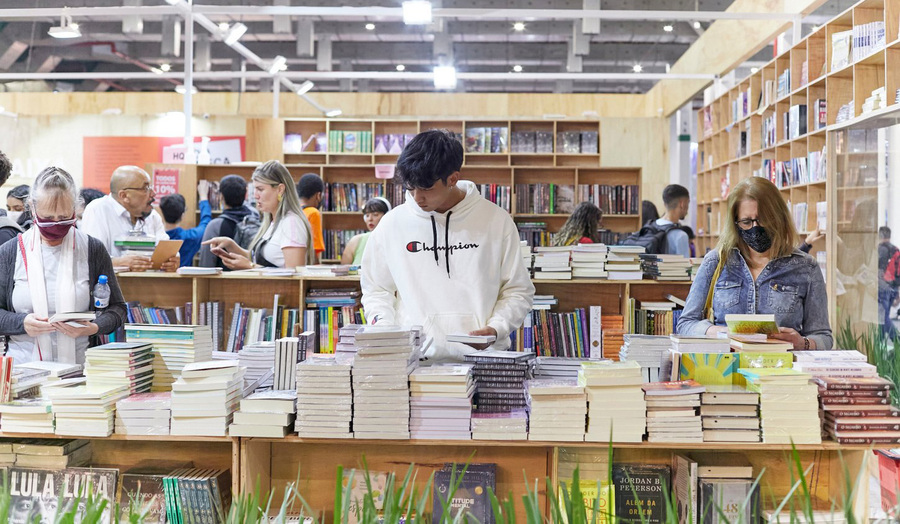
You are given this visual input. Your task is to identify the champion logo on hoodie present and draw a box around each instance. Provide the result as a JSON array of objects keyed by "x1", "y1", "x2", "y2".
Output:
[{"x1": 406, "y1": 240, "x2": 480, "y2": 254}]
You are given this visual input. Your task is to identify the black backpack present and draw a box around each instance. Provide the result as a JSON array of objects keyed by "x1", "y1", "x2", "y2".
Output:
[{"x1": 620, "y1": 221, "x2": 689, "y2": 255}]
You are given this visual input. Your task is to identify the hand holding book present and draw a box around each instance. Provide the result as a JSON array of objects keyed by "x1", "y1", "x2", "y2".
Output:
[
  {"x1": 449, "y1": 327, "x2": 497, "y2": 350},
  {"x1": 769, "y1": 326, "x2": 812, "y2": 350}
]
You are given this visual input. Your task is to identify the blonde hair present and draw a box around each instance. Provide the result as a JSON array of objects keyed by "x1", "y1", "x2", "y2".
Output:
[
  {"x1": 250, "y1": 160, "x2": 316, "y2": 266},
  {"x1": 717, "y1": 177, "x2": 798, "y2": 261}
]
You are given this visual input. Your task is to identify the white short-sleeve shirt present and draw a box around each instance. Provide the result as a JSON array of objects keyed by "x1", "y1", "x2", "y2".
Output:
[
  {"x1": 260, "y1": 212, "x2": 309, "y2": 268},
  {"x1": 80, "y1": 195, "x2": 168, "y2": 258}
]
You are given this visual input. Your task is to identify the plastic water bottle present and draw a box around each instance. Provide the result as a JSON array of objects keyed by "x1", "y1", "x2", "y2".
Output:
[{"x1": 93, "y1": 275, "x2": 110, "y2": 310}]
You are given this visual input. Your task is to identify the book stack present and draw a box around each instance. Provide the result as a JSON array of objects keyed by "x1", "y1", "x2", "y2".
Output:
[
  {"x1": 409, "y1": 364, "x2": 474, "y2": 440},
  {"x1": 639, "y1": 253, "x2": 691, "y2": 281},
  {"x1": 689, "y1": 258, "x2": 704, "y2": 280},
  {"x1": 817, "y1": 376, "x2": 899, "y2": 445},
  {"x1": 534, "y1": 357, "x2": 591, "y2": 380},
  {"x1": 12, "y1": 439, "x2": 92, "y2": 469},
  {"x1": 170, "y1": 361, "x2": 244, "y2": 437},
  {"x1": 114, "y1": 392, "x2": 171, "y2": 435},
  {"x1": 533, "y1": 246, "x2": 572, "y2": 280},
  {"x1": 792, "y1": 350, "x2": 879, "y2": 379},
  {"x1": 0, "y1": 398, "x2": 55, "y2": 433},
  {"x1": 605, "y1": 246, "x2": 645, "y2": 280},
  {"x1": 273, "y1": 332, "x2": 315, "y2": 390},
  {"x1": 700, "y1": 385, "x2": 760, "y2": 443},
  {"x1": 158, "y1": 468, "x2": 232, "y2": 523},
  {"x1": 124, "y1": 324, "x2": 213, "y2": 391},
  {"x1": 465, "y1": 350, "x2": 533, "y2": 415},
  {"x1": 619, "y1": 334, "x2": 671, "y2": 382},
  {"x1": 11, "y1": 367, "x2": 52, "y2": 399},
  {"x1": 352, "y1": 325, "x2": 420, "y2": 439},
  {"x1": 526, "y1": 380, "x2": 586, "y2": 442},
  {"x1": 304, "y1": 288, "x2": 364, "y2": 353},
  {"x1": 18, "y1": 361, "x2": 83, "y2": 383},
  {"x1": 471, "y1": 409, "x2": 528, "y2": 440},
  {"x1": 737, "y1": 368, "x2": 821, "y2": 444},
  {"x1": 670, "y1": 335, "x2": 731, "y2": 355},
  {"x1": 728, "y1": 334, "x2": 793, "y2": 352},
  {"x1": 336, "y1": 325, "x2": 362, "y2": 355},
  {"x1": 295, "y1": 354, "x2": 354, "y2": 438},
  {"x1": 84, "y1": 342, "x2": 154, "y2": 394},
  {"x1": 642, "y1": 380, "x2": 706, "y2": 443},
  {"x1": 238, "y1": 341, "x2": 276, "y2": 389},
  {"x1": 571, "y1": 244, "x2": 608, "y2": 279},
  {"x1": 229, "y1": 390, "x2": 296, "y2": 438},
  {"x1": 580, "y1": 360, "x2": 646, "y2": 442},
  {"x1": 519, "y1": 240, "x2": 533, "y2": 271},
  {"x1": 46, "y1": 384, "x2": 129, "y2": 437}
]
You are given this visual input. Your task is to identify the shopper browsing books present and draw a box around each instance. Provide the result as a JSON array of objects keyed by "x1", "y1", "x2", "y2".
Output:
[
  {"x1": 340, "y1": 197, "x2": 391, "y2": 265},
  {"x1": 203, "y1": 161, "x2": 316, "y2": 269},
  {"x1": 677, "y1": 176, "x2": 832, "y2": 350},
  {"x1": 552, "y1": 202, "x2": 602, "y2": 246},
  {"x1": 0, "y1": 167, "x2": 126, "y2": 364},
  {"x1": 7, "y1": 185, "x2": 32, "y2": 232},
  {"x1": 296, "y1": 173, "x2": 326, "y2": 263},
  {"x1": 160, "y1": 180, "x2": 213, "y2": 266},
  {"x1": 0, "y1": 150, "x2": 23, "y2": 247},
  {"x1": 198, "y1": 174, "x2": 259, "y2": 270},
  {"x1": 360, "y1": 129, "x2": 535, "y2": 363},
  {"x1": 80, "y1": 165, "x2": 178, "y2": 272},
  {"x1": 655, "y1": 184, "x2": 692, "y2": 258}
]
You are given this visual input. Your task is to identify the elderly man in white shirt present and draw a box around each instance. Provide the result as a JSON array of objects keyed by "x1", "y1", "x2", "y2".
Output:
[{"x1": 81, "y1": 165, "x2": 179, "y2": 272}]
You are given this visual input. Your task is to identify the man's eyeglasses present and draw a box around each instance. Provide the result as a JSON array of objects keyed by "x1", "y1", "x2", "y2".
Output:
[
  {"x1": 735, "y1": 218, "x2": 763, "y2": 230},
  {"x1": 123, "y1": 185, "x2": 152, "y2": 193}
]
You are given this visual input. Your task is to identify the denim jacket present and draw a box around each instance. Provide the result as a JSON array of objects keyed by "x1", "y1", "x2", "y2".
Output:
[{"x1": 676, "y1": 248, "x2": 833, "y2": 350}]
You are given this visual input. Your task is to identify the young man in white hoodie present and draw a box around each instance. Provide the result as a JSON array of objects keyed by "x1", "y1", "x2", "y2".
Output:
[{"x1": 361, "y1": 129, "x2": 535, "y2": 363}]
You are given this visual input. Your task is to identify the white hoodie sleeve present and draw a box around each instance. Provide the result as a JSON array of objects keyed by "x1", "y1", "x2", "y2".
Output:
[
  {"x1": 485, "y1": 221, "x2": 535, "y2": 341},
  {"x1": 360, "y1": 226, "x2": 398, "y2": 325}
]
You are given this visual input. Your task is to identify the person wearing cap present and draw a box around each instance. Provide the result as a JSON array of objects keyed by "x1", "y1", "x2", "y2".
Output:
[{"x1": 341, "y1": 197, "x2": 392, "y2": 265}]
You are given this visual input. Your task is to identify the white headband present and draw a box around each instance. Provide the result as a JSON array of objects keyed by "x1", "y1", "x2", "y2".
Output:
[{"x1": 373, "y1": 196, "x2": 392, "y2": 211}]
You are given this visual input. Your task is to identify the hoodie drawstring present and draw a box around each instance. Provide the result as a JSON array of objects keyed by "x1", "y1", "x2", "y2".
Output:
[
  {"x1": 445, "y1": 211, "x2": 452, "y2": 278},
  {"x1": 430, "y1": 215, "x2": 439, "y2": 266}
]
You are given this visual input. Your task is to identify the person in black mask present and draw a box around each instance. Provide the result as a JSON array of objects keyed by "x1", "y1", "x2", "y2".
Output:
[{"x1": 677, "y1": 176, "x2": 832, "y2": 350}]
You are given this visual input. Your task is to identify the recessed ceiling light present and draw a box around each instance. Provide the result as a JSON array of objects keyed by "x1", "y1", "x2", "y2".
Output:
[
  {"x1": 513, "y1": 22, "x2": 526, "y2": 32},
  {"x1": 365, "y1": 23, "x2": 375, "y2": 30},
  {"x1": 693, "y1": 21, "x2": 701, "y2": 29},
  {"x1": 750, "y1": 67, "x2": 759, "y2": 74},
  {"x1": 433, "y1": 65, "x2": 457, "y2": 89},
  {"x1": 396, "y1": 64, "x2": 406, "y2": 71},
  {"x1": 513, "y1": 64, "x2": 523, "y2": 72},
  {"x1": 663, "y1": 24, "x2": 673, "y2": 32},
  {"x1": 402, "y1": 1, "x2": 433, "y2": 25},
  {"x1": 632, "y1": 64, "x2": 643, "y2": 73},
  {"x1": 160, "y1": 63, "x2": 171, "y2": 72}
]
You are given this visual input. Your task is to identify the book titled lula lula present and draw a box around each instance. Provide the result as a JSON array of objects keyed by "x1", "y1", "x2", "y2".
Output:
[{"x1": 698, "y1": 479, "x2": 760, "y2": 524}]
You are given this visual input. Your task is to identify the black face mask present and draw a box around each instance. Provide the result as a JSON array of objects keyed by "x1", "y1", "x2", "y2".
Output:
[{"x1": 739, "y1": 225, "x2": 773, "y2": 253}]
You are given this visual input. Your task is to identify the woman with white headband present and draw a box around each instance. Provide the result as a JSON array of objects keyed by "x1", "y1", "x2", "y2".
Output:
[
  {"x1": 341, "y1": 197, "x2": 392, "y2": 265},
  {"x1": 0, "y1": 167, "x2": 126, "y2": 364}
]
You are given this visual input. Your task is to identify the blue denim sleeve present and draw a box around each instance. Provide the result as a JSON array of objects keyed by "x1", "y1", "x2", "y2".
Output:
[
  {"x1": 802, "y1": 261, "x2": 833, "y2": 350},
  {"x1": 676, "y1": 250, "x2": 719, "y2": 335}
]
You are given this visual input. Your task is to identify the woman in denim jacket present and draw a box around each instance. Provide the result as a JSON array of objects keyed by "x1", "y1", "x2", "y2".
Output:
[{"x1": 677, "y1": 177, "x2": 832, "y2": 350}]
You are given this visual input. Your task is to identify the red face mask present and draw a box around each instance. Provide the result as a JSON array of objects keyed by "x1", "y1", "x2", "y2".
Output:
[{"x1": 35, "y1": 214, "x2": 76, "y2": 241}]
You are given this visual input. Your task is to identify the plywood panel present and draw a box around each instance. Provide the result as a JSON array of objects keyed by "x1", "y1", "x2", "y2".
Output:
[{"x1": 246, "y1": 118, "x2": 286, "y2": 163}]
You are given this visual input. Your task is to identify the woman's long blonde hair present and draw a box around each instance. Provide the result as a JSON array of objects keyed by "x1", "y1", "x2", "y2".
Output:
[
  {"x1": 718, "y1": 176, "x2": 798, "y2": 261},
  {"x1": 250, "y1": 160, "x2": 316, "y2": 266}
]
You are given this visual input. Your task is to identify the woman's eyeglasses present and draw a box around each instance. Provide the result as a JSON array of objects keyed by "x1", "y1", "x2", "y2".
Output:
[{"x1": 735, "y1": 218, "x2": 763, "y2": 230}]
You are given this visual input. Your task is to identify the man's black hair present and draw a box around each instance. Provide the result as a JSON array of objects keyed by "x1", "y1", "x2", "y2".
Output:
[
  {"x1": 79, "y1": 188, "x2": 104, "y2": 207},
  {"x1": 396, "y1": 129, "x2": 463, "y2": 189},
  {"x1": 219, "y1": 174, "x2": 248, "y2": 208},
  {"x1": 662, "y1": 184, "x2": 690, "y2": 210},
  {"x1": 881, "y1": 226, "x2": 892, "y2": 240},
  {"x1": 0, "y1": 150, "x2": 11, "y2": 187},
  {"x1": 8, "y1": 184, "x2": 29, "y2": 201},
  {"x1": 296, "y1": 173, "x2": 324, "y2": 199},
  {"x1": 159, "y1": 193, "x2": 186, "y2": 224}
]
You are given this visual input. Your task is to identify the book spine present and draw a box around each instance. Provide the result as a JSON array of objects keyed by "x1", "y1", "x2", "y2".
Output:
[
  {"x1": 829, "y1": 422, "x2": 900, "y2": 431},
  {"x1": 820, "y1": 396, "x2": 890, "y2": 405}
]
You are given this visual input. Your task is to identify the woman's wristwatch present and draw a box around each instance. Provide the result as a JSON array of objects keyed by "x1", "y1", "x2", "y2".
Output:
[{"x1": 803, "y1": 337, "x2": 810, "y2": 350}]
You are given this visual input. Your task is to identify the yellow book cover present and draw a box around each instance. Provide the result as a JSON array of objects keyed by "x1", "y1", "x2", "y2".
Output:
[
  {"x1": 679, "y1": 353, "x2": 736, "y2": 386},
  {"x1": 735, "y1": 351, "x2": 793, "y2": 387},
  {"x1": 558, "y1": 480, "x2": 615, "y2": 524}
]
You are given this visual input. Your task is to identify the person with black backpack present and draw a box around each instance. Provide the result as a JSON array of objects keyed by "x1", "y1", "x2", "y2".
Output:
[
  {"x1": 622, "y1": 184, "x2": 692, "y2": 256},
  {"x1": 878, "y1": 226, "x2": 900, "y2": 338},
  {"x1": 198, "y1": 174, "x2": 259, "y2": 269}
]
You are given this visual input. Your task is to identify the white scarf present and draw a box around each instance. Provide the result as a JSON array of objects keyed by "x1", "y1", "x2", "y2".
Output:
[{"x1": 21, "y1": 226, "x2": 78, "y2": 363}]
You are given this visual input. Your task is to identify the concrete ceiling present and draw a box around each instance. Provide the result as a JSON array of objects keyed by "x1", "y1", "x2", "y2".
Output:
[{"x1": 0, "y1": 0, "x2": 857, "y2": 97}]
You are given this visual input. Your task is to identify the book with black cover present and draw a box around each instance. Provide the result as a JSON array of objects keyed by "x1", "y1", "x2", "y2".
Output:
[
  {"x1": 612, "y1": 464, "x2": 671, "y2": 524},
  {"x1": 9, "y1": 467, "x2": 118, "y2": 524},
  {"x1": 432, "y1": 463, "x2": 496, "y2": 524}
]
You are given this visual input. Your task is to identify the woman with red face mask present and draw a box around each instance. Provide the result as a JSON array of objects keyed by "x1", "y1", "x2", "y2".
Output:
[{"x1": 0, "y1": 167, "x2": 126, "y2": 364}]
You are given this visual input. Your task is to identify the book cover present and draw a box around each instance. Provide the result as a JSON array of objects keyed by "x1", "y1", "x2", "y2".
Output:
[
  {"x1": 432, "y1": 463, "x2": 496, "y2": 524},
  {"x1": 724, "y1": 314, "x2": 778, "y2": 335},
  {"x1": 612, "y1": 464, "x2": 670, "y2": 524},
  {"x1": 9, "y1": 467, "x2": 118, "y2": 524},
  {"x1": 642, "y1": 380, "x2": 705, "y2": 396},
  {"x1": 673, "y1": 454, "x2": 698, "y2": 524},
  {"x1": 698, "y1": 479, "x2": 760, "y2": 524},
  {"x1": 678, "y1": 353, "x2": 735, "y2": 386}
]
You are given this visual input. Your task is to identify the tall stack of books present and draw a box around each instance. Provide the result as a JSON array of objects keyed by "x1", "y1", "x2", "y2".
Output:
[
  {"x1": 639, "y1": 253, "x2": 691, "y2": 281},
  {"x1": 295, "y1": 354, "x2": 354, "y2": 439},
  {"x1": 170, "y1": 361, "x2": 244, "y2": 437},
  {"x1": 409, "y1": 364, "x2": 474, "y2": 440},
  {"x1": 526, "y1": 380, "x2": 586, "y2": 442},
  {"x1": 534, "y1": 357, "x2": 591, "y2": 380},
  {"x1": 114, "y1": 392, "x2": 171, "y2": 435},
  {"x1": 12, "y1": 439, "x2": 92, "y2": 469},
  {"x1": 700, "y1": 386, "x2": 760, "y2": 443},
  {"x1": 0, "y1": 398, "x2": 55, "y2": 433},
  {"x1": 238, "y1": 342, "x2": 276, "y2": 389},
  {"x1": 738, "y1": 368, "x2": 821, "y2": 444},
  {"x1": 571, "y1": 244, "x2": 608, "y2": 279},
  {"x1": 519, "y1": 240, "x2": 533, "y2": 271},
  {"x1": 642, "y1": 380, "x2": 705, "y2": 443},
  {"x1": 580, "y1": 360, "x2": 646, "y2": 442},
  {"x1": 619, "y1": 334, "x2": 671, "y2": 382},
  {"x1": 817, "y1": 376, "x2": 899, "y2": 444},
  {"x1": 533, "y1": 246, "x2": 572, "y2": 280},
  {"x1": 84, "y1": 342, "x2": 154, "y2": 394},
  {"x1": 466, "y1": 351, "x2": 533, "y2": 415},
  {"x1": 46, "y1": 384, "x2": 129, "y2": 437},
  {"x1": 124, "y1": 324, "x2": 213, "y2": 391},
  {"x1": 229, "y1": 390, "x2": 296, "y2": 438},
  {"x1": 352, "y1": 326, "x2": 420, "y2": 439},
  {"x1": 605, "y1": 246, "x2": 645, "y2": 280}
]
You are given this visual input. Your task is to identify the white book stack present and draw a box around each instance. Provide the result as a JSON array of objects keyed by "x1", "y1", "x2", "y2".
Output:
[
  {"x1": 46, "y1": 385, "x2": 129, "y2": 437},
  {"x1": 533, "y1": 246, "x2": 573, "y2": 280},
  {"x1": 352, "y1": 325, "x2": 420, "y2": 439},
  {"x1": 273, "y1": 331, "x2": 316, "y2": 391},
  {"x1": 295, "y1": 354, "x2": 354, "y2": 438},
  {"x1": 0, "y1": 398, "x2": 55, "y2": 434},
  {"x1": 669, "y1": 335, "x2": 731, "y2": 354},
  {"x1": 84, "y1": 342, "x2": 154, "y2": 394},
  {"x1": 229, "y1": 390, "x2": 296, "y2": 438},
  {"x1": 409, "y1": 364, "x2": 474, "y2": 440},
  {"x1": 114, "y1": 392, "x2": 171, "y2": 435},
  {"x1": 737, "y1": 368, "x2": 821, "y2": 444},
  {"x1": 642, "y1": 381, "x2": 705, "y2": 443},
  {"x1": 519, "y1": 240, "x2": 533, "y2": 271},
  {"x1": 571, "y1": 244, "x2": 608, "y2": 279},
  {"x1": 527, "y1": 380, "x2": 586, "y2": 442},
  {"x1": 12, "y1": 439, "x2": 92, "y2": 469},
  {"x1": 124, "y1": 324, "x2": 214, "y2": 391},
  {"x1": 580, "y1": 361, "x2": 646, "y2": 442},
  {"x1": 170, "y1": 361, "x2": 244, "y2": 437},
  {"x1": 534, "y1": 357, "x2": 593, "y2": 380},
  {"x1": 18, "y1": 361, "x2": 82, "y2": 382},
  {"x1": 336, "y1": 325, "x2": 362, "y2": 355},
  {"x1": 700, "y1": 386, "x2": 761, "y2": 443},
  {"x1": 605, "y1": 246, "x2": 645, "y2": 280},
  {"x1": 471, "y1": 410, "x2": 528, "y2": 440},
  {"x1": 238, "y1": 342, "x2": 276, "y2": 389},
  {"x1": 792, "y1": 351, "x2": 878, "y2": 379},
  {"x1": 620, "y1": 334, "x2": 671, "y2": 383}
]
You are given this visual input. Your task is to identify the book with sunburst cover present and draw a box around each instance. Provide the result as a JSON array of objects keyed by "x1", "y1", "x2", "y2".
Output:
[
  {"x1": 724, "y1": 314, "x2": 779, "y2": 335},
  {"x1": 679, "y1": 353, "x2": 736, "y2": 386}
]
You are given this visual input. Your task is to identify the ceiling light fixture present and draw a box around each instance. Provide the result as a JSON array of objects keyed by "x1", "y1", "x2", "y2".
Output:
[
  {"x1": 396, "y1": 64, "x2": 406, "y2": 71},
  {"x1": 513, "y1": 64, "x2": 523, "y2": 72},
  {"x1": 693, "y1": 21, "x2": 701, "y2": 29},
  {"x1": 325, "y1": 109, "x2": 343, "y2": 117},
  {"x1": 48, "y1": 13, "x2": 82, "y2": 39},
  {"x1": 750, "y1": 67, "x2": 759, "y2": 74},
  {"x1": 402, "y1": 1, "x2": 433, "y2": 25},
  {"x1": 151, "y1": 67, "x2": 164, "y2": 75},
  {"x1": 160, "y1": 63, "x2": 171, "y2": 72},
  {"x1": 218, "y1": 22, "x2": 230, "y2": 32},
  {"x1": 632, "y1": 64, "x2": 643, "y2": 73},
  {"x1": 513, "y1": 22, "x2": 526, "y2": 32},
  {"x1": 434, "y1": 65, "x2": 457, "y2": 89},
  {"x1": 222, "y1": 23, "x2": 248, "y2": 46},
  {"x1": 365, "y1": 23, "x2": 375, "y2": 31},
  {"x1": 268, "y1": 55, "x2": 287, "y2": 74},
  {"x1": 295, "y1": 80, "x2": 314, "y2": 95},
  {"x1": 663, "y1": 24, "x2": 673, "y2": 32},
  {"x1": 175, "y1": 85, "x2": 199, "y2": 95}
]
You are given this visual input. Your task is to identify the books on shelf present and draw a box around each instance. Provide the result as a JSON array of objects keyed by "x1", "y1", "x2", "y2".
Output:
[
  {"x1": 606, "y1": 245, "x2": 645, "y2": 280},
  {"x1": 323, "y1": 182, "x2": 385, "y2": 212},
  {"x1": 627, "y1": 299, "x2": 681, "y2": 336},
  {"x1": 10, "y1": 439, "x2": 91, "y2": 469},
  {"x1": 170, "y1": 360, "x2": 244, "y2": 437},
  {"x1": 776, "y1": 69, "x2": 790, "y2": 99},
  {"x1": 510, "y1": 130, "x2": 553, "y2": 153},
  {"x1": 374, "y1": 133, "x2": 415, "y2": 154},
  {"x1": 323, "y1": 228, "x2": 365, "y2": 261},
  {"x1": 639, "y1": 253, "x2": 691, "y2": 281},
  {"x1": 465, "y1": 126, "x2": 509, "y2": 153},
  {"x1": 817, "y1": 376, "x2": 900, "y2": 444},
  {"x1": 304, "y1": 287, "x2": 364, "y2": 353},
  {"x1": 284, "y1": 131, "x2": 326, "y2": 154},
  {"x1": 831, "y1": 30, "x2": 852, "y2": 71},
  {"x1": 851, "y1": 21, "x2": 886, "y2": 62},
  {"x1": 556, "y1": 130, "x2": 598, "y2": 154},
  {"x1": 737, "y1": 368, "x2": 821, "y2": 444},
  {"x1": 700, "y1": 478, "x2": 761, "y2": 523},
  {"x1": 466, "y1": 351, "x2": 533, "y2": 437},
  {"x1": 514, "y1": 183, "x2": 576, "y2": 214},
  {"x1": 328, "y1": 130, "x2": 372, "y2": 153},
  {"x1": 409, "y1": 364, "x2": 474, "y2": 440},
  {"x1": 619, "y1": 334, "x2": 671, "y2": 383},
  {"x1": 521, "y1": 307, "x2": 592, "y2": 357},
  {"x1": 579, "y1": 360, "x2": 646, "y2": 442},
  {"x1": 46, "y1": 384, "x2": 130, "y2": 437},
  {"x1": 237, "y1": 342, "x2": 276, "y2": 389},
  {"x1": 788, "y1": 104, "x2": 807, "y2": 138},
  {"x1": 230, "y1": 389, "x2": 296, "y2": 438},
  {"x1": 9, "y1": 467, "x2": 117, "y2": 522},
  {"x1": 475, "y1": 183, "x2": 511, "y2": 212},
  {"x1": 225, "y1": 299, "x2": 302, "y2": 353},
  {"x1": 84, "y1": 342, "x2": 154, "y2": 394},
  {"x1": 700, "y1": 385, "x2": 760, "y2": 443},
  {"x1": 274, "y1": 333, "x2": 314, "y2": 390},
  {"x1": 295, "y1": 353, "x2": 354, "y2": 439},
  {"x1": 577, "y1": 184, "x2": 639, "y2": 215},
  {"x1": 0, "y1": 398, "x2": 55, "y2": 434},
  {"x1": 115, "y1": 391, "x2": 171, "y2": 436},
  {"x1": 124, "y1": 324, "x2": 213, "y2": 391},
  {"x1": 526, "y1": 379, "x2": 586, "y2": 442}
]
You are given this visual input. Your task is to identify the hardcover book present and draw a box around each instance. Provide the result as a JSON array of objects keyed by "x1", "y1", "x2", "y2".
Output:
[
  {"x1": 9, "y1": 467, "x2": 118, "y2": 524},
  {"x1": 432, "y1": 463, "x2": 496, "y2": 524},
  {"x1": 612, "y1": 464, "x2": 671, "y2": 524}
]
